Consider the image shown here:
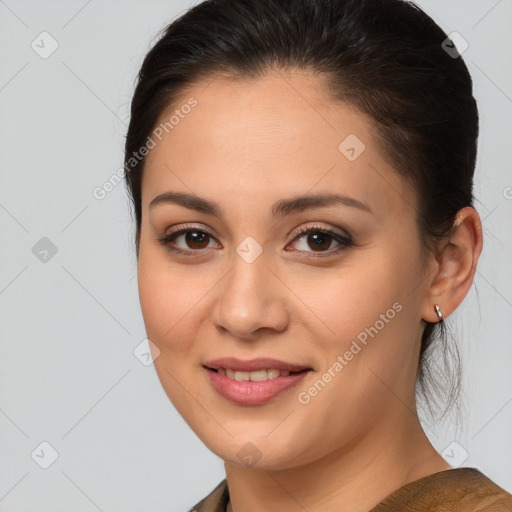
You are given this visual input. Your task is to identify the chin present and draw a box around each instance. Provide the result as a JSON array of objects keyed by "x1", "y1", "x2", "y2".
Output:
[{"x1": 197, "y1": 429, "x2": 313, "y2": 471}]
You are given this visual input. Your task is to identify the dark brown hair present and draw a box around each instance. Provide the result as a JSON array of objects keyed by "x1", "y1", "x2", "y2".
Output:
[{"x1": 124, "y1": 0, "x2": 478, "y2": 420}]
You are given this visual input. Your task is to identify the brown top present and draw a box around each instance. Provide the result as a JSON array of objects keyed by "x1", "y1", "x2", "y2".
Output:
[{"x1": 189, "y1": 468, "x2": 512, "y2": 512}]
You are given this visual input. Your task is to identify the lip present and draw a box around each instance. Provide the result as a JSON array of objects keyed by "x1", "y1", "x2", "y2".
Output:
[
  {"x1": 203, "y1": 357, "x2": 311, "y2": 372},
  {"x1": 203, "y1": 357, "x2": 313, "y2": 406},
  {"x1": 205, "y1": 368, "x2": 311, "y2": 405}
]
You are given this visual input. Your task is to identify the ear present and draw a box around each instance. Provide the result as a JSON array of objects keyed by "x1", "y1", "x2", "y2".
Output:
[{"x1": 421, "y1": 206, "x2": 483, "y2": 322}]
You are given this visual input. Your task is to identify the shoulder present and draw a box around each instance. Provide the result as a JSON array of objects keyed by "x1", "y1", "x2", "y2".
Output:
[
  {"x1": 370, "y1": 467, "x2": 512, "y2": 512},
  {"x1": 188, "y1": 479, "x2": 229, "y2": 512},
  {"x1": 186, "y1": 470, "x2": 512, "y2": 512}
]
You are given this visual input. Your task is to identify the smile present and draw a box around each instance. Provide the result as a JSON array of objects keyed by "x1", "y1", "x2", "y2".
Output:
[
  {"x1": 216, "y1": 368, "x2": 296, "y2": 381},
  {"x1": 203, "y1": 357, "x2": 312, "y2": 405}
]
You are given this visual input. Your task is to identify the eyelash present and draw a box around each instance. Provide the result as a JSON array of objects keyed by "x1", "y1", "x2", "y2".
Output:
[{"x1": 156, "y1": 224, "x2": 353, "y2": 258}]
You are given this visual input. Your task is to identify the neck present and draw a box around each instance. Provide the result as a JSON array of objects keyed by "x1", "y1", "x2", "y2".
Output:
[{"x1": 224, "y1": 413, "x2": 451, "y2": 512}]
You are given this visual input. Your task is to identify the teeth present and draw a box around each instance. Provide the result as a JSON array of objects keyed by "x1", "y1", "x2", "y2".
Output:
[
  {"x1": 234, "y1": 371, "x2": 250, "y2": 381},
  {"x1": 268, "y1": 369, "x2": 287, "y2": 378},
  {"x1": 218, "y1": 368, "x2": 293, "y2": 381}
]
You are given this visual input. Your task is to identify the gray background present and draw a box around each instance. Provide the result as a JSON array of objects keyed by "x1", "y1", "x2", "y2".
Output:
[{"x1": 0, "y1": 1, "x2": 511, "y2": 510}]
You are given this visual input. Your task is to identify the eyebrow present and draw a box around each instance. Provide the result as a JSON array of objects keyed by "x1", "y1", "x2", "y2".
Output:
[{"x1": 149, "y1": 190, "x2": 373, "y2": 218}]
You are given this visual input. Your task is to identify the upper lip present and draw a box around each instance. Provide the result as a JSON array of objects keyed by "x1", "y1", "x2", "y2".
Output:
[{"x1": 203, "y1": 357, "x2": 312, "y2": 372}]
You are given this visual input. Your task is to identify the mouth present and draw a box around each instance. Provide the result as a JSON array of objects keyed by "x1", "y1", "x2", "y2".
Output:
[
  {"x1": 202, "y1": 357, "x2": 313, "y2": 405},
  {"x1": 203, "y1": 357, "x2": 312, "y2": 375},
  {"x1": 205, "y1": 367, "x2": 308, "y2": 381}
]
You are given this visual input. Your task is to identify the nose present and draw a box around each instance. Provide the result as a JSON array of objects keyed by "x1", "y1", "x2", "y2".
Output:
[{"x1": 211, "y1": 252, "x2": 289, "y2": 340}]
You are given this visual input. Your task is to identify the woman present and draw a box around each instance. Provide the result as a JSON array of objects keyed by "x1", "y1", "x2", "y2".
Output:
[{"x1": 123, "y1": 0, "x2": 512, "y2": 510}]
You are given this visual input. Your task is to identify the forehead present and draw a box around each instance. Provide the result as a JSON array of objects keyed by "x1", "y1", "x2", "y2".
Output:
[{"x1": 142, "y1": 70, "x2": 415, "y2": 221}]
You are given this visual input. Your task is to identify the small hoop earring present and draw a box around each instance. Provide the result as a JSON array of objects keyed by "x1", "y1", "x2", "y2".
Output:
[{"x1": 434, "y1": 304, "x2": 443, "y2": 322}]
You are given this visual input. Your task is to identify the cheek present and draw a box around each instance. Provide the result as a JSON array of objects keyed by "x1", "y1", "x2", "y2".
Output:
[
  {"x1": 294, "y1": 256, "x2": 402, "y2": 343},
  {"x1": 137, "y1": 251, "x2": 208, "y2": 412},
  {"x1": 292, "y1": 248, "x2": 421, "y2": 395},
  {"x1": 137, "y1": 247, "x2": 194, "y2": 351},
  {"x1": 137, "y1": 238, "x2": 197, "y2": 331},
  {"x1": 137, "y1": 261, "x2": 172, "y2": 341},
  {"x1": 137, "y1": 245, "x2": 223, "y2": 379}
]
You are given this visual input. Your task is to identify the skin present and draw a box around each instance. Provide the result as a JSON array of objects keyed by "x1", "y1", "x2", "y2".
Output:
[{"x1": 137, "y1": 68, "x2": 483, "y2": 512}]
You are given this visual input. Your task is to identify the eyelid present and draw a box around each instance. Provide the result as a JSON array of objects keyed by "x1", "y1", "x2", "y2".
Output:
[
  {"x1": 157, "y1": 222, "x2": 353, "y2": 257},
  {"x1": 162, "y1": 221, "x2": 350, "y2": 242},
  {"x1": 284, "y1": 223, "x2": 353, "y2": 257},
  {"x1": 156, "y1": 223, "x2": 221, "y2": 255},
  {"x1": 164, "y1": 222, "x2": 217, "y2": 238},
  {"x1": 287, "y1": 222, "x2": 351, "y2": 243}
]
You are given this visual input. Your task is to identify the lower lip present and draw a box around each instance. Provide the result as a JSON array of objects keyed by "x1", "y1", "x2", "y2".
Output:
[{"x1": 205, "y1": 368, "x2": 310, "y2": 405}]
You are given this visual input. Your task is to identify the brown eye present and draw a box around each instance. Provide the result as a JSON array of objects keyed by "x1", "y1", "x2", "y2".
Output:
[
  {"x1": 288, "y1": 226, "x2": 353, "y2": 256},
  {"x1": 182, "y1": 230, "x2": 211, "y2": 249},
  {"x1": 304, "y1": 232, "x2": 333, "y2": 251},
  {"x1": 157, "y1": 227, "x2": 219, "y2": 256}
]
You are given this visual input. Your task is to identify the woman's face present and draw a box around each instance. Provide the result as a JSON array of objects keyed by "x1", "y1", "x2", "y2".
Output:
[{"x1": 137, "y1": 69, "x2": 433, "y2": 469}]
